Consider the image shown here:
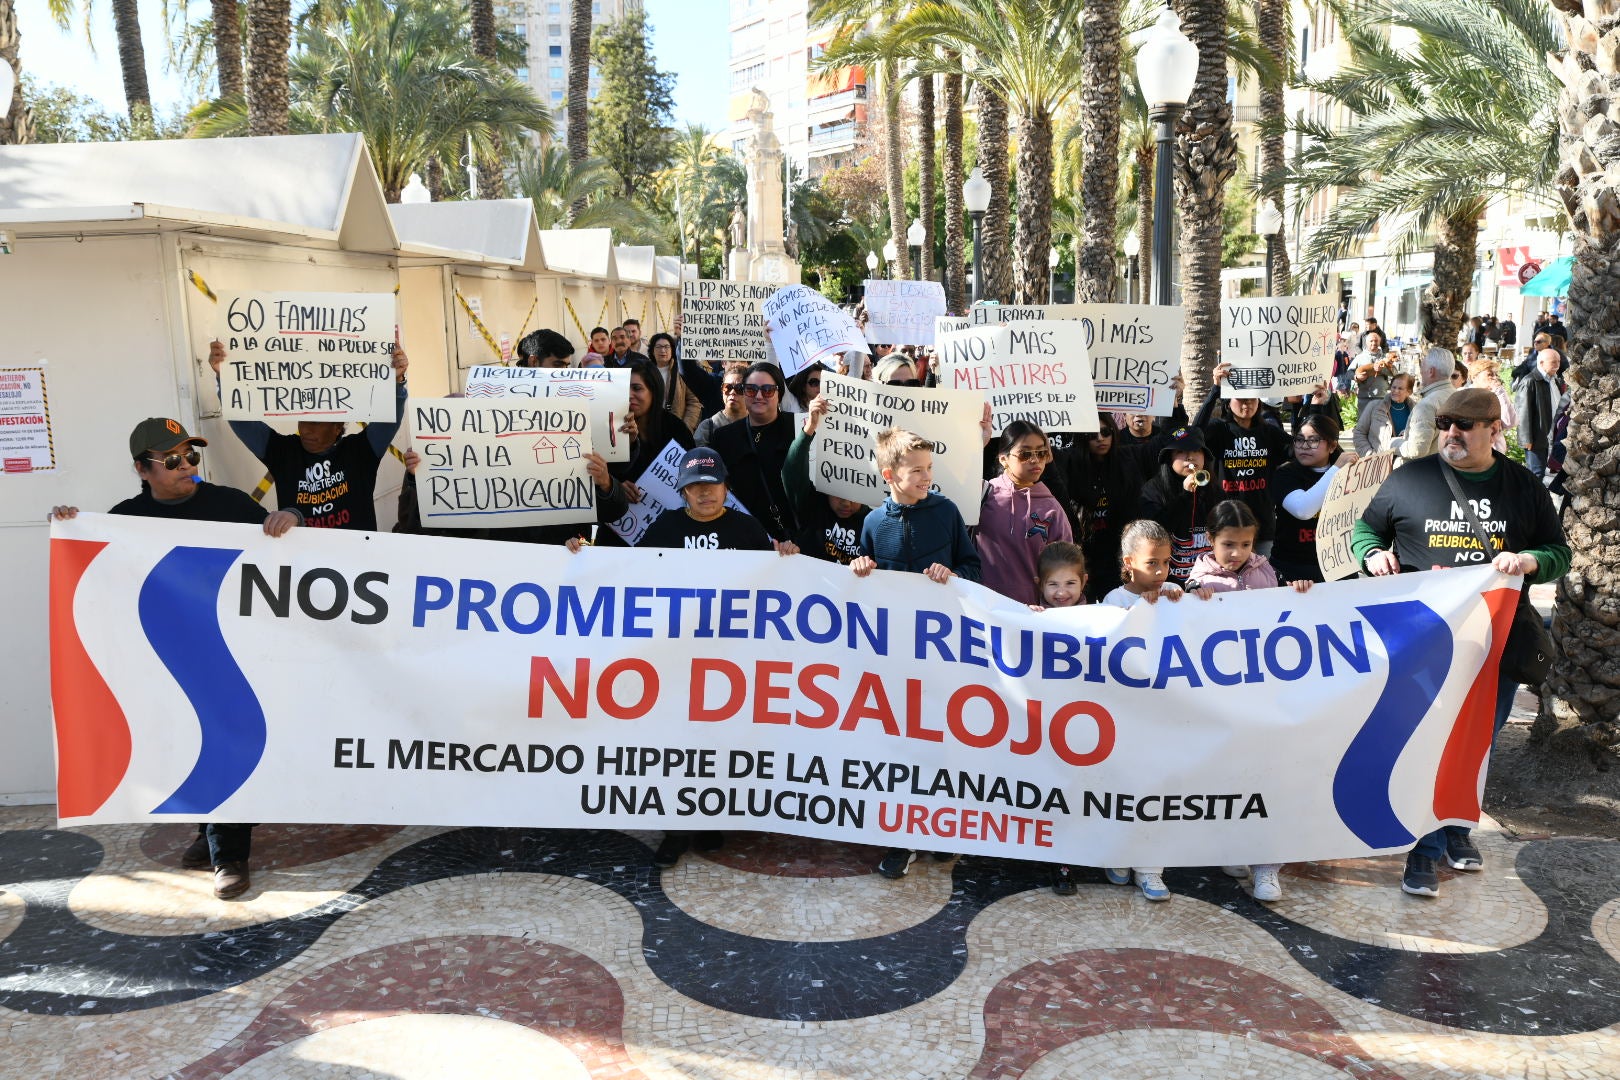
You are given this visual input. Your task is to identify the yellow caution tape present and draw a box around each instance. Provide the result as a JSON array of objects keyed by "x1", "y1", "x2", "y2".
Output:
[
  {"x1": 597, "y1": 297, "x2": 609, "y2": 328},
  {"x1": 251, "y1": 473, "x2": 273, "y2": 503},
  {"x1": 453, "y1": 290, "x2": 503, "y2": 360},
  {"x1": 187, "y1": 270, "x2": 218, "y2": 304},
  {"x1": 514, "y1": 297, "x2": 539, "y2": 347},
  {"x1": 563, "y1": 296, "x2": 588, "y2": 342}
]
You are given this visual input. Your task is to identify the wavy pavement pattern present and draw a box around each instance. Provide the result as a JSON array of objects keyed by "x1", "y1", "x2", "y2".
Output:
[{"x1": 0, "y1": 827, "x2": 1616, "y2": 1034}]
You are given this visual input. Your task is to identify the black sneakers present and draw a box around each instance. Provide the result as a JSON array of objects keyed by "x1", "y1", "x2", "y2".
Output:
[
  {"x1": 1051, "y1": 864, "x2": 1077, "y2": 896},
  {"x1": 653, "y1": 833, "x2": 690, "y2": 868},
  {"x1": 1445, "y1": 832, "x2": 1484, "y2": 871},
  {"x1": 877, "y1": 848, "x2": 918, "y2": 879},
  {"x1": 1402, "y1": 852, "x2": 1440, "y2": 897}
]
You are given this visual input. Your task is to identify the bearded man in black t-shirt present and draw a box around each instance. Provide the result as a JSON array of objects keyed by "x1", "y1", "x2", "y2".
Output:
[
  {"x1": 1350, "y1": 388, "x2": 1569, "y2": 900},
  {"x1": 51, "y1": 417, "x2": 300, "y2": 901}
]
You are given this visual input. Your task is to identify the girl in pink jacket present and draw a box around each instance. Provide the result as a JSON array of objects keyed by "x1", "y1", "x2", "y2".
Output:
[{"x1": 976, "y1": 421, "x2": 1074, "y2": 604}]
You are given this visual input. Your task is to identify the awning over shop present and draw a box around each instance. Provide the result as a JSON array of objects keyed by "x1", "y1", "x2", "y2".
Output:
[
  {"x1": 1520, "y1": 256, "x2": 1573, "y2": 297},
  {"x1": 808, "y1": 65, "x2": 864, "y2": 97}
]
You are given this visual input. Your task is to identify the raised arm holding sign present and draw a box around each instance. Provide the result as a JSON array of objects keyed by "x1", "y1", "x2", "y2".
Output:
[
  {"x1": 1220, "y1": 294, "x2": 1338, "y2": 398},
  {"x1": 934, "y1": 320, "x2": 1099, "y2": 435},
  {"x1": 218, "y1": 292, "x2": 399, "y2": 422}
]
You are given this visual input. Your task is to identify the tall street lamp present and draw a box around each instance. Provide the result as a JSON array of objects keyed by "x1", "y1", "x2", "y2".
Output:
[
  {"x1": 882, "y1": 238, "x2": 899, "y2": 280},
  {"x1": 1123, "y1": 230, "x2": 1141, "y2": 305},
  {"x1": 907, "y1": 218, "x2": 926, "y2": 281},
  {"x1": 866, "y1": 251, "x2": 879, "y2": 301},
  {"x1": 1257, "y1": 199, "x2": 1284, "y2": 297},
  {"x1": 1136, "y1": 8, "x2": 1197, "y2": 307},
  {"x1": 1048, "y1": 247, "x2": 1060, "y2": 303},
  {"x1": 964, "y1": 166, "x2": 991, "y2": 305}
]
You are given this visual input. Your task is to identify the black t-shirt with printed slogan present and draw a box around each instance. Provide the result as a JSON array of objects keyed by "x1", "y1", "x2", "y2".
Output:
[
  {"x1": 641, "y1": 506, "x2": 774, "y2": 552},
  {"x1": 263, "y1": 434, "x2": 384, "y2": 532},
  {"x1": 1359, "y1": 454, "x2": 1563, "y2": 574}
]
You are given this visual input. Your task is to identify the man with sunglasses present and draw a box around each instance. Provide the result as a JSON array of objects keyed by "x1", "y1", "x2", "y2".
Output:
[
  {"x1": 693, "y1": 363, "x2": 750, "y2": 445},
  {"x1": 50, "y1": 417, "x2": 300, "y2": 901},
  {"x1": 1351, "y1": 388, "x2": 1569, "y2": 899}
]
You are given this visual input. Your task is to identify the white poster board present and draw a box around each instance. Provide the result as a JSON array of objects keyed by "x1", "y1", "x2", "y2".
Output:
[
  {"x1": 410, "y1": 398, "x2": 596, "y2": 529},
  {"x1": 606, "y1": 439, "x2": 748, "y2": 545},
  {"x1": 218, "y1": 291, "x2": 398, "y2": 421},
  {"x1": 464, "y1": 366, "x2": 631, "y2": 464},
  {"x1": 0, "y1": 366, "x2": 55, "y2": 473},
  {"x1": 934, "y1": 321, "x2": 1099, "y2": 435},
  {"x1": 813, "y1": 372, "x2": 985, "y2": 526},
  {"x1": 863, "y1": 280, "x2": 949, "y2": 345},
  {"x1": 1317, "y1": 452, "x2": 1399, "y2": 581},
  {"x1": 680, "y1": 279, "x2": 778, "y2": 363},
  {"x1": 1220, "y1": 294, "x2": 1338, "y2": 397},
  {"x1": 764, "y1": 285, "x2": 869, "y2": 376}
]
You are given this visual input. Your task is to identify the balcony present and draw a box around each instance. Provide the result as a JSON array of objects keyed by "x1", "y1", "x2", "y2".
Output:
[
  {"x1": 808, "y1": 85, "x2": 867, "y2": 114},
  {"x1": 809, "y1": 122, "x2": 858, "y2": 149}
]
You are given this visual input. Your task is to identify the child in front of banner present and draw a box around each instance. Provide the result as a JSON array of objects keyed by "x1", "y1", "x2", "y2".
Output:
[
  {"x1": 1185, "y1": 500, "x2": 1313, "y2": 902},
  {"x1": 1029, "y1": 542, "x2": 1090, "y2": 896},
  {"x1": 977, "y1": 421, "x2": 1074, "y2": 605},
  {"x1": 851, "y1": 427, "x2": 982, "y2": 881},
  {"x1": 1099, "y1": 519, "x2": 1213, "y2": 901},
  {"x1": 636, "y1": 448, "x2": 798, "y2": 868}
]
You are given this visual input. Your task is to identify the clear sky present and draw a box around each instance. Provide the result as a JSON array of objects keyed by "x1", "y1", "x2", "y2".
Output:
[{"x1": 14, "y1": 0, "x2": 731, "y2": 132}]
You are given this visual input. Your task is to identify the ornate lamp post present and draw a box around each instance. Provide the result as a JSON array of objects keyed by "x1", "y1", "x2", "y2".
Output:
[
  {"x1": 1135, "y1": 8, "x2": 1197, "y2": 307},
  {"x1": 1123, "y1": 230, "x2": 1141, "y2": 305},
  {"x1": 1257, "y1": 198, "x2": 1284, "y2": 296},
  {"x1": 906, "y1": 218, "x2": 926, "y2": 281},
  {"x1": 882, "y1": 238, "x2": 899, "y2": 280},
  {"x1": 963, "y1": 166, "x2": 991, "y2": 305}
]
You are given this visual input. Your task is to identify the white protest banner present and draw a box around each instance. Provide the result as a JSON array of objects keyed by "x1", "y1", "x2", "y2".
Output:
[
  {"x1": 1317, "y1": 452, "x2": 1400, "y2": 581},
  {"x1": 1220, "y1": 294, "x2": 1338, "y2": 398},
  {"x1": 0, "y1": 366, "x2": 55, "y2": 473},
  {"x1": 218, "y1": 291, "x2": 398, "y2": 422},
  {"x1": 52, "y1": 513, "x2": 1517, "y2": 870},
  {"x1": 464, "y1": 365, "x2": 631, "y2": 463},
  {"x1": 863, "y1": 280, "x2": 949, "y2": 345},
  {"x1": 409, "y1": 398, "x2": 595, "y2": 529},
  {"x1": 681, "y1": 279, "x2": 779, "y2": 363},
  {"x1": 934, "y1": 321, "x2": 1099, "y2": 435},
  {"x1": 606, "y1": 438, "x2": 748, "y2": 545},
  {"x1": 764, "y1": 284, "x2": 868, "y2": 377},
  {"x1": 813, "y1": 372, "x2": 984, "y2": 525}
]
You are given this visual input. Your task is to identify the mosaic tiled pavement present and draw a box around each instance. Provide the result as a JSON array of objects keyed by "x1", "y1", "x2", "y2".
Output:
[{"x1": 3, "y1": 768, "x2": 1619, "y2": 1080}]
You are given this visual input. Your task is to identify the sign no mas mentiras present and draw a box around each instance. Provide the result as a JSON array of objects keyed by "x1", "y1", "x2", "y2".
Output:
[
  {"x1": 934, "y1": 321, "x2": 1099, "y2": 435},
  {"x1": 218, "y1": 292, "x2": 398, "y2": 422},
  {"x1": 411, "y1": 398, "x2": 596, "y2": 529},
  {"x1": 1220, "y1": 294, "x2": 1337, "y2": 398}
]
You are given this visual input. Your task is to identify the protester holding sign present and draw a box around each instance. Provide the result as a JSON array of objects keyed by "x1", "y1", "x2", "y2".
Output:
[
  {"x1": 1351, "y1": 387, "x2": 1569, "y2": 899},
  {"x1": 784, "y1": 396, "x2": 869, "y2": 564},
  {"x1": 976, "y1": 422, "x2": 1074, "y2": 605},
  {"x1": 702, "y1": 362, "x2": 799, "y2": 541},
  {"x1": 50, "y1": 417, "x2": 301, "y2": 901},
  {"x1": 394, "y1": 446, "x2": 626, "y2": 545},
  {"x1": 1058, "y1": 416, "x2": 1161, "y2": 600},
  {"x1": 1193, "y1": 362, "x2": 1295, "y2": 556},
  {"x1": 210, "y1": 341, "x2": 407, "y2": 531},
  {"x1": 598, "y1": 361, "x2": 696, "y2": 546},
  {"x1": 1139, "y1": 427, "x2": 1216, "y2": 586},
  {"x1": 648, "y1": 332, "x2": 702, "y2": 432},
  {"x1": 1268, "y1": 413, "x2": 1358, "y2": 585},
  {"x1": 515, "y1": 329, "x2": 575, "y2": 368}
]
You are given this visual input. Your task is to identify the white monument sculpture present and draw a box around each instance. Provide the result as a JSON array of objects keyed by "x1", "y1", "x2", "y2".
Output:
[{"x1": 729, "y1": 89, "x2": 800, "y2": 284}]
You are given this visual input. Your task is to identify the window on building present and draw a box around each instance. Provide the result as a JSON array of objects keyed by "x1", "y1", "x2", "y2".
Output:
[
  {"x1": 733, "y1": 20, "x2": 765, "y2": 57},
  {"x1": 514, "y1": 22, "x2": 526, "y2": 36},
  {"x1": 547, "y1": 1, "x2": 560, "y2": 12},
  {"x1": 731, "y1": 62, "x2": 764, "y2": 90},
  {"x1": 549, "y1": 22, "x2": 562, "y2": 36},
  {"x1": 551, "y1": 89, "x2": 564, "y2": 102},
  {"x1": 516, "y1": 67, "x2": 529, "y2": 80},
  {"x1": 549, "y1": 66, "x2": 564, "y2": 79},
  {"x1": 549, "y1": 44, "x2": 562, "y2": 56},
  {"x1": 593, "y1": 1, "x2": 602, "y2": 13}
]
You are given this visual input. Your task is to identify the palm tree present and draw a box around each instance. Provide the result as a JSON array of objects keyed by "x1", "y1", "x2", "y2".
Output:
[
  {"x1": 1255, "y1": 0, "x2": 1288, "y2": 295},
  {"x1": 1, "y1": 0, "x2": 31, "y2": 143},
  {"x1": 941, "y1": 62, "x2": 965, "y2": 310},
  {"x1": 515, "y1": 143, "x2": 658, "y2": 235},
  {"x1": 211, "y1": 0, "x2": 243, "y2": 101},
  {"x1": 895, "y1": 0, "x2": 1088, "y2": 303},
  {"x1": 245, "y1": 0, "x2": 290, "y2": 134},
  {"x1": 566, "y1": 0, "x2": 590, "y2": 221},
  {"x1": 1527, "y1": 0, "x2": 1619, "y2": 761},
  {"x1": 917, "y1": 66, "x2": 935, "y2": 281},
  {"x1": 468, "y1": 0, "x2": 502, "y2": 197},
  {"x1": 1170, "y1": 0, "x2": 1237, "y2": 404},
  {"x1": 667, "y1": 122, "x2": 719, "y2": 263},
  {"x1": 1076, "y1": 0, "x2": 1122, "y2": 303},
  {"x1": 976, "y1": 82, "x2": 1012, "y2": 303},
  {"x1": 48, "y1": 0, "x2": 150, "y2": 118},
  {"x1": 1289, "y1": 0, "x2": 1558, "y2": 348},
  {"x1": 192, "y1": 0, "x2": 553, "y2": 201}
]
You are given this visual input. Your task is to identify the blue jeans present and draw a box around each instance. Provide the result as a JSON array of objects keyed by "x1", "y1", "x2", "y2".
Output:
[
  {"x1": 203, "y1": 823, "x2": 254, "y2": 864},
  {"x1": 1525, "y1": 449, "x2": 1546, "y2": 479},
  {"x1": 1412, "y1": 677, "x2": 1518, "y2": 861}
]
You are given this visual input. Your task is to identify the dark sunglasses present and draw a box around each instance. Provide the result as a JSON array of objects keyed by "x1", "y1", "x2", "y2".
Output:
[
  {"x1": 1433, "y1": 415, "x2": 1480, "y2": 432},
  {"x1": 146, "y1": 448, "x2": 202, "y2": 469},
  {"x1": 742, "y1": 384, "x2": 779, "y2": 397},
  {"x1": 885, "y1": 378, "x2": 924, "y2": 387},
  {"x1": 721, "y1": 383, "x2": 745, "y2": 394},
  {"x1": 1008, "y1": 447, "x2": 1053, "y2": 462},
  {"x1": 806, "y1": 378, "x2": 822, "y2": 388}
]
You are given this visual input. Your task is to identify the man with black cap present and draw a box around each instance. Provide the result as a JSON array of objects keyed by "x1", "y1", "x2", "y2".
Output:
[
  {"x1": 50, "y1": 417, "x2": 300, "y2": 900},
  {"x1": 1351, "y1": 387, "x2": 1569, "y2": 899}
]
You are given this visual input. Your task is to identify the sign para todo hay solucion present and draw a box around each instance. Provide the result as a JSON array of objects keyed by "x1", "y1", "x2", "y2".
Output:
[
  {"x1": 409, "y1": 398, "x2": 596, "y2": 529},
  {"x1": 933, "y1": 320, "x2": 1099, "y2": 435},
  {"x1": 463, "y1": 365, "x2": 631, "y2": 464},
  {"x1": 1220, "y1": 294, "x2": 1338, "y2": 398},
  {"x1": 680, "y1": 279, "x2": 780, "y2": 363},
  {"x1": 218, "y1": 292, "x2": 399, "y2": 422}
]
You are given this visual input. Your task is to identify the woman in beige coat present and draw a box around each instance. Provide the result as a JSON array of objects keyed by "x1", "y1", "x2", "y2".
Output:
[{"x1": 649, "y1": 333, "x2": 703, "y2": 432}]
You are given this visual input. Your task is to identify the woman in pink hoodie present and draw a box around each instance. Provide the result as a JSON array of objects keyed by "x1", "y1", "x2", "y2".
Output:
[{"x1": 976, "y1": 421, "x2": 1074, "y2": 604}]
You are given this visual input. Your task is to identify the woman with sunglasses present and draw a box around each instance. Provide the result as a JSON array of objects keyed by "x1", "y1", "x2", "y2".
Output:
[
  {"x1": 693, "y1": 362, "x2": 750, "y2": 445},
  {"x1": 1268, "y1": 412, "x2": 1358, "y2": 585},
  {"x1": 701, "y1": 361, "x2": 800, "y2": 541},
  {"x1": 784, "y1": 365, "x2": 823, "y2": 413},
  {"x1": 975, "y1": 422, "x2": 1074, "y2": 604},
  {"x1": 873, "y1": 355, "x2": 922, "y2": 387}
]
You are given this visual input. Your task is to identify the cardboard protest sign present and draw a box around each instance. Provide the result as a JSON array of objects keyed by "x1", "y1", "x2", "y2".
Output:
[
  {"x1": 764, "y1": 285, "x2": 868, "y2": 377},
  {"x1": 934, "y1": 321, "x2": 1099, "y2": 435},
  {"x1": 813, "y1": 372, "x2": 985, "y2": 526},
  {"x1": 218, "y1": 292, "x2": 398, "y2": 421},
  {"x1": 463, "y1": 366, "x2": 630, "y2": 463},
  {"x1": 1317, "y1": 452, "x2": 1399, "y2": 580},
  {"x1": 1220, "y1": 294, "x2": 1338, "y2": 398},
  {"x1": 680, "y1": 279, "x2": 778, "y2": 363},
  {"x1": 606, "y1": 439, "x2": 748, "y2": 545},
  {"x1": 410, "y1": 398, "x2": 595, "y2": 529},
  {"x1": 863, "y1": 280, "x2": 949, "y2": 345}
]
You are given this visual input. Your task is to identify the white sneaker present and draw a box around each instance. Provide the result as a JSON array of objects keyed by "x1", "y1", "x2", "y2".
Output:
[
  {"x1": 1136, "y1": 872, "x2": 1171, "y2": 901},
  {"x1": 1251, "y1": 865, "x2": 1282, "y2": 902},
  {"x1": 1104, "y1": 867, "x2": 1132, "y2": 886},
  {"x1": 1220, "y1": 865, "x2": 1249, "y2": 879}
]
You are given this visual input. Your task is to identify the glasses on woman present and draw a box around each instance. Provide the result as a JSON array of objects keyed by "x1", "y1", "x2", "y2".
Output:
[
  {"x1": 1010, "y1": 447, "x2": 1052, "y2": 462},
  {"x1": 741, "y1": 384, "x2": 779, "y2": 397},
  {"x1": 1292, "y1": 436, "x2": 1324, "y2": 449},
  {"x1": 147, "y1": 448, "x2": 202, "y2": 470}
]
